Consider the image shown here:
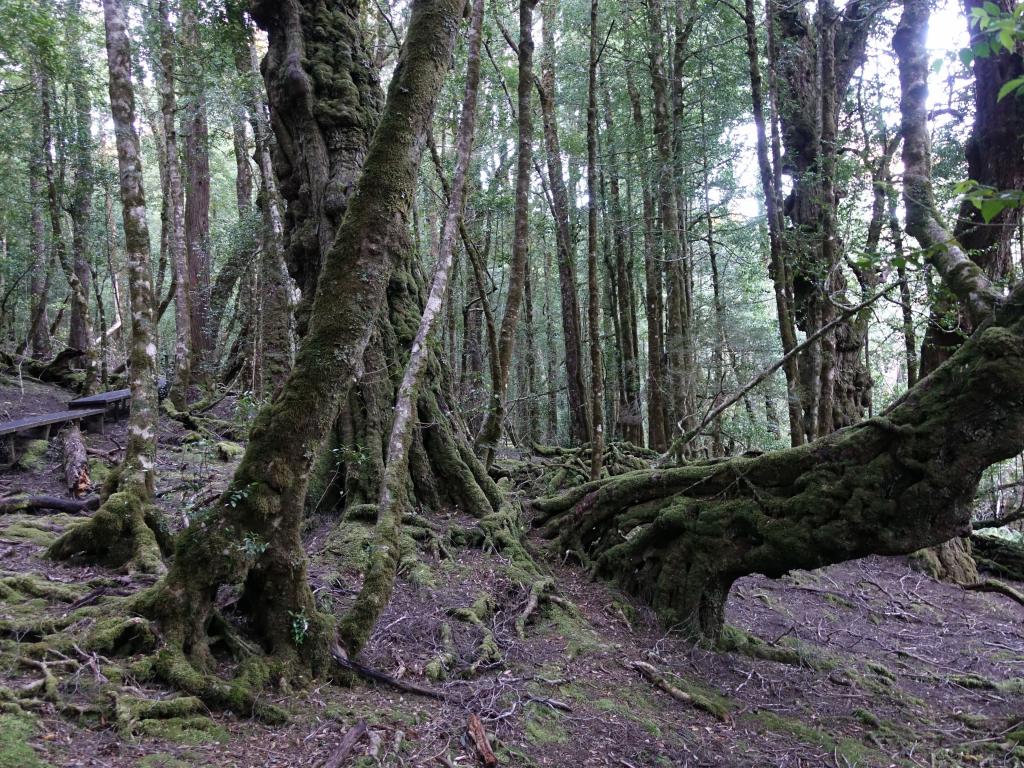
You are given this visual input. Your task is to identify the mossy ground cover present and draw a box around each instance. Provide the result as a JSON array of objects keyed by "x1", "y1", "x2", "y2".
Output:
[{"x1": 1, "y1": 381, "x2": 1022, "y2": 766}]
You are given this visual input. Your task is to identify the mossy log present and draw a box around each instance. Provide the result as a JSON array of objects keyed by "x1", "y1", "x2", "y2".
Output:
[
  {"x1": 534, "y1": 292, "x2": 1024, "y2": 641},
  {"x1": 972, "y1": 533, "x2": 1024, "y2": 581}
]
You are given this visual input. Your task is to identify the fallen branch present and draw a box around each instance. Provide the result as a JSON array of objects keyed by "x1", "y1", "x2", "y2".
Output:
[
  {"x1": 973, "y1": 507, "x2": 1024, "y2": 531},
  {"x1": 0, "y1": 494, "x2": 100, "y2": 515},
  {"x1": 626, "y1": 660, "x2": 731, "y2": 722},
  {"x1": 467, "y1": 713, "x2": 498, "y2": 767},
  {"x1": 321, "y1": 720, "x2": 368, "y2": 768},
  {"x1": 330, "y1": 643, "x2": 445, "y2": 700},
  {"x1": 666, "y1": 283, "x2": 898, "y2": 457}
]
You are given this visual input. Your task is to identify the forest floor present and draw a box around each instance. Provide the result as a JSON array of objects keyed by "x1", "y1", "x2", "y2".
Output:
[{"x1": 1, "y1": 376, "x2": 1022, "y2": 768}]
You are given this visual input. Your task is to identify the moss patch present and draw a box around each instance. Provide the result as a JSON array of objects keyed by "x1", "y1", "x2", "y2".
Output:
[
  {"x1": 524, "y1": 704, "x2": 568, "y2": 745},
  {"x1": 0, "y1": 713, "x2": 50, "y2": 768},
  {"x1": 133, "y1": 716, "x2": 228, "y2": 745},
  {"x1": 16, "y1": 440, "x2": 50, "y2": 471},
  {"x1": 747, "y1": 710, "x2": 879, "y2": 766}
]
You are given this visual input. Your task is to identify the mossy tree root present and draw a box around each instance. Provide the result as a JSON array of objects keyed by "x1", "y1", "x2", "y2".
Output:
[
  {"x1": 47, "y1": 473, "x2": 167, "y2": 574},
  {"x1": 534, "y1": 302, "x2": 1024, "y2": 641}
]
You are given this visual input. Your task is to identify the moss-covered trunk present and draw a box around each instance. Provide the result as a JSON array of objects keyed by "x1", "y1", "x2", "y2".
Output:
[
  {"x1": 140, "y1": 0, "x2": 466, "y2": 672},
  {"x1": 535, "y1": 286, "x2": 1024, "y2": 640}
]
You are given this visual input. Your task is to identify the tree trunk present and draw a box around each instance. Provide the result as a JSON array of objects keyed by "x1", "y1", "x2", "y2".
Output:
[
  {"x1": 770, "y1": 0, "x2": 876, "y2": 442},
  {"x1": 646, "y1": 0, "x2": 693, "y2": 445},
  {"x1": 135, "y1": 0, "x2": 467, "y2": 677},
  {"x1": 49, "y1": 0, "x2": 163, "y2": 575},
  {"x1": 743, "y1": 0, "x2": 803, "y2": 446},
  {"x1": 476, "y1": 0, "x2": 538, "y2": 463},
  {"x1": 626, "y1": 68, "x2": 668, "y2": 451},
  {"x1": 156, "y1": 0, "x2": 193, "y2": 409},
  {"x1": 67, "y1": 0, "x2": 97, "y2": 393},
  {"x1": 182, "y1": 4, "x2": 213, "y2": 381},
  {"x1": 586, "y1": 0, "x2": 604, "y2": 480},
  {"x1": 26, "y1": 87, "x2": 51, "y2": 361},
  {"x1": 538, "y1": 0, "x2": 591, "y2": 446},
  {"x1": 600, "y1": 69, "x2": 643, "y2": 447}
]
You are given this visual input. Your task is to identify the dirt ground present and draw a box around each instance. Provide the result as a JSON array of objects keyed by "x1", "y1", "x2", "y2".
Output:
[{"x1": 1, "y1": 376, "x2": 1022, "y2": 767}]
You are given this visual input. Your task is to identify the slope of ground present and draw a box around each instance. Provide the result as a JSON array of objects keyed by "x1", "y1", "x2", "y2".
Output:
[{"x1": 0, "y1": 376, "x2": 1021, "y2": 767}]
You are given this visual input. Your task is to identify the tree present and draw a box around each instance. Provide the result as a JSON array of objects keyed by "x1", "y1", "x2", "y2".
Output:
[
  {"x1": 48, "y1": 0, "x2": 162, "y2": 574},
  {"x1": 531, "y1": 0, "x2": 1022, "y2": 641},
  {"x1": 112, "y1": 0, "x2": 469, "y2": 697}
]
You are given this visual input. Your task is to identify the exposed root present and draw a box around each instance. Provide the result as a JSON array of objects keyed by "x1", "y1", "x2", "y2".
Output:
[
  {"x1": 48, "y1": 486, "x2": 166, "y2": 574},
  {"x1": 625, "y1": 660, "x2": 732, "y2": 721},
  {"x1": 964, "y1": 578, "x2": 1024, "y2": 607}
]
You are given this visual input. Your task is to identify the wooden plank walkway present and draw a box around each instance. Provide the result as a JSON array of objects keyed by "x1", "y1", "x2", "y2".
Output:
[
  {"x1": 0, "y1": 408, "x2": 106, "y2": 437},
  {"x1": 1, "y1": 407, "x2": 107, "y2": 465},
  {"x1": 69, "y1": 388, "x2": 130, "y2": 412}
]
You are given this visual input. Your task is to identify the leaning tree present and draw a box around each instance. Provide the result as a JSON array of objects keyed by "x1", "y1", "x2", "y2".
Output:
[
  {"x1": 254, "y1": 0, "x2": 502, "y2": 525},
  {"x1": 45, "y1": 0, "x2": 468, "y2": 709},
  {"x1": 532, "y1": 0, "x2": 1024, "y2": 642}
]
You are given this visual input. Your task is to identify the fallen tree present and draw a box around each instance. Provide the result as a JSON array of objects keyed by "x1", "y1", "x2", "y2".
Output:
[{"x1": 531, "y1": 0, "x2": 1024, "y2": 643}]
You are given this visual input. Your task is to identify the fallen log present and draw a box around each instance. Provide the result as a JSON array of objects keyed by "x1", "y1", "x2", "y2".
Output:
[
  {"x1": 61, "y1": 425, "x2": 90, "y2": 498},
  {"x1": 0, "y1": 494, "x2": 99, "y2": 515},
  {"x1": 466, "y1": 713, "x2": 497, "y2": 767},
  {"x1": 321, "y1": 720, "x2": 368, "y2": 768}
]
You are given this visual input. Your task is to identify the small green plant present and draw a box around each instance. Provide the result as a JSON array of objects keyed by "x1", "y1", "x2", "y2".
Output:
[
  {"x1": 332, "y1": 445, "x2": 371, "y2": 468},
  {"x1": 239, "y1": 533, "x2": 269, "y2": 558},
  {"x1": 226, "y1": 482, "x2": 257, "y2": 508},
  {"x1": 290, "y1": 610, "x2": 309, "y2": 646}
]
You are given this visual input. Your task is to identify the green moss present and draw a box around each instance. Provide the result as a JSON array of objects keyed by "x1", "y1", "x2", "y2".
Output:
[
  {"x1": 0, "y1": 713, "x2": 50, "y2": 768},
  {"x1": 133, "y1": 716, "x2": 228, "y2": 744},
  {"x1": 1, "y1": 522, "x2": 59, "y2": 545},
  {"x1": 524, "y1": 704, "x2": 568, "y2": 745},
  {"x1": 0, "y1": 574, "x2": 85, "y2": 602},
  {"x1": 16, "y1": 440, "x2": 50, "y2": 471},
  {"x1": 215, "y1": 442, "x2": 243, "y2": 462},
  {"x1": 852, "y1": 708, "x2": 880, "y2": 728},
  {"x1": 89, "y1": 459, "x2": 112, "y2": 487},
  {"x1": 748, "y1": 711, "x2": 878, "y2": 766},
  {"x1": 718, "y1": 625, "x2": 837, "y2": 671}
]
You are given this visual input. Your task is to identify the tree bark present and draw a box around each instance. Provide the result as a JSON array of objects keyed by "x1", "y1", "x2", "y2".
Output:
[
  {"x1": 626, "y1": 68, "x2": 668, "y2": 451},
  {"x1": 477, "y1": 0, "x2": 539, "y2": 462},
  {"x1": 586, "y1": 0, "x2": 604, "y2": 480},
  {"x1": 156, "y1": 0, "x2": 193, "y2": 409},
  {"x1": 137, "y1": 0, "x2": 466, "y2": 675},
  {"x1": 49, "y1": 0, "x2": 163, "y2": 575},
  {"x1": 538, "y1": 0, "x2": 591, "y2": 446},
  {"x1": 181, "y1": 3, "x2": 213, "y2": 380}
]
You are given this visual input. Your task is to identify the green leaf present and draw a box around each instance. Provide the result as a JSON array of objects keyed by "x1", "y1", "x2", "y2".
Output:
[
  {"x1": 959, "y1": 47, "x2": 975, "y2": 66},
  {"x1": 999, "y1": 26, "x2": 1015, "y2": 51},
  {"x1": 980, "y1": 198, "x2": 1006, "y2": 223},
  {"x1": 998, "y1": 76, "x2": 1024, "y2": 101}
]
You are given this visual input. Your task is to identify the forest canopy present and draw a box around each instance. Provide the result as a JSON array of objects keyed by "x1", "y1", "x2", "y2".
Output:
[{"x1": 0, "y1": 0, "x2": 1022, "y2": 763}]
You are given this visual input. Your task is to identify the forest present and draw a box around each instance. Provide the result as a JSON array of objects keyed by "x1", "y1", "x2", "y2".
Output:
[{"x1": 0, "y1": 0, "x2": 1022, "y2": 763}]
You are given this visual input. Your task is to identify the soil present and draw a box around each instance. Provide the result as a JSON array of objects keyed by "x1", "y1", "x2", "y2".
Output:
[{"x1": 1, "y1": 376, "x2": 1022, "y2": 767}]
